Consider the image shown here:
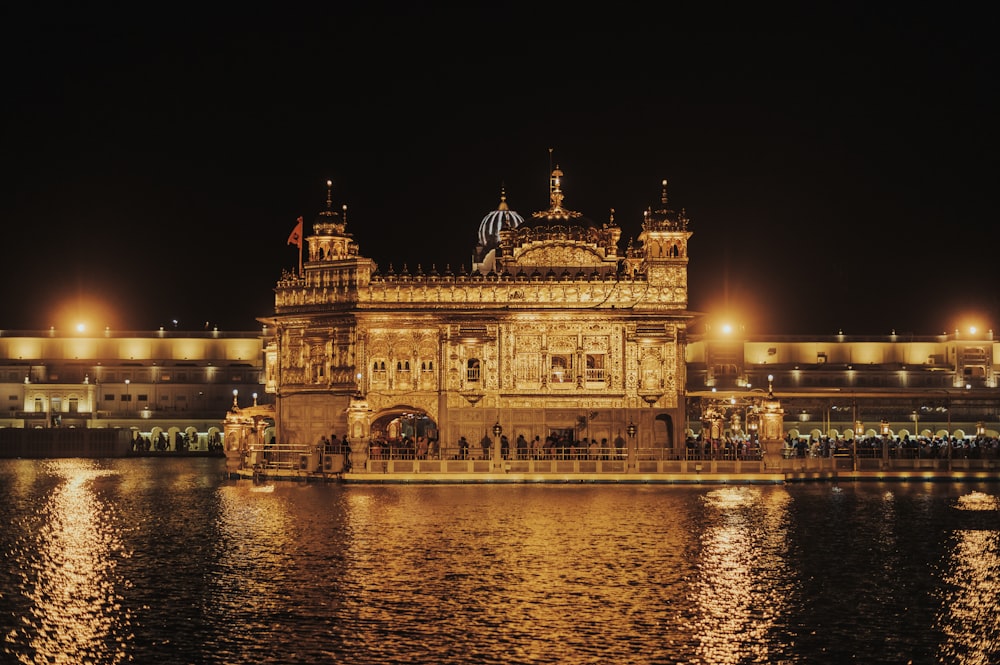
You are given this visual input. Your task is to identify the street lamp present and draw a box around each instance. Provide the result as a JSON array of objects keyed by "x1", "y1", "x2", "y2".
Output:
[
  {"x1": 252, "y1": 392, "x2": 258, "y2": 407},
  {"x1": 232, "y1": 389, "x2": 239, "y2": 409},
  {"x1": 746, "y1": 408, "x2": 760, "y2": 455},
  {"x1": 880, "y1": 418, "x2": 891, "y2": 462},
  {"x1": 124, "y1": 379, "x2": 130, "y2": 414},
  {"x1": 492, "y1": 421, "x2": 503, "y2": 467},
  {"x1": 626, "y1": 420, "x2": 637, "y2": 467}
]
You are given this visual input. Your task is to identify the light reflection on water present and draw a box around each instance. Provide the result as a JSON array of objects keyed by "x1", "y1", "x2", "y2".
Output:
[
  {"x1": 5, "y1": 460, "x2": 130, "y2": 664},
  {"x1": 693, "y1": 487, "x2": 794, "y2": 664},
  {"x1": 934, "y1": 491, "x2": 1000, "y2": 665},
  {"x1": 1, "y1": 459, "x2": 999, "y2": 664}
]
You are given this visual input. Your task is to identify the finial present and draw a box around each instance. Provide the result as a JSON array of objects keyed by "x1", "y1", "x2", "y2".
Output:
[
  {"x1": 549, "y1": 164, "x2": 564, "y2": 210},
  {"x1": 342, "y1": 203, "x2": 348, "y2": 223},
  {"x1": 661, "y1": 179, "x2": 668, "y2": 206},
  {"x1": 326, "y1": 179, "x2": 333, "y2": 210},
  {"x1": 608, "y1": 207, "x2": 615, "y2": 225},
  {"x1": 498, "y1": 186, "x2": 509, "y2": 210}
]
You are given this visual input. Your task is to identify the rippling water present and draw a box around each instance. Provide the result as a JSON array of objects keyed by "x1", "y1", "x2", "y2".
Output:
[{"x1": 1, "y1": 458, "x2": 999, "y2": 664}]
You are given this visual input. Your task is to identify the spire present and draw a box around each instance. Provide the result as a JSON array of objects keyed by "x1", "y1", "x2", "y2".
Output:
[
  {"x1": 549, "y1": 164, "x2": 564, "y2": 211},
  {"x1": 532, "y1": 149, "x2": 582, "y2": 222}
]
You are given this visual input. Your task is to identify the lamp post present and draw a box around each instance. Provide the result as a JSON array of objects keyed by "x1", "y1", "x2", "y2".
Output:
[
  {"x1": 492, "y1": 421, "x2": 503, "y2": 469},
  {"x1": 852, "y1": 419, "x2": 862, "y2": 471},
  {"x1": 880, "y1": 418, "x2": 890, "y2": 463},
  {"x1": 232, "y1": 389, "x2": 239, "y2": 409},
  {"x1": 747, "y1": 408, "x2": 760, "y2": 459},
  {"x1": 252, "y1": 392, "x2": 258, "y2": 407},
  {"x1": 626, "y1": 420, "x2": 637, "y2": 471},
  {"x1": 124, "y1": 379, "x2": 130, "y2": 416}
]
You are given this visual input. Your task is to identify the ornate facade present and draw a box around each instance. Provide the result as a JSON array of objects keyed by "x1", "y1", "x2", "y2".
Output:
[{"x1": 265, "y1": 170, "x2": 695, "y2": 455}]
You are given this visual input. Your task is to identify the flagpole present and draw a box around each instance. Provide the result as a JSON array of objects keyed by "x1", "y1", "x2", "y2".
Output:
[{"x1": 288, "y1": 216, "x2": 305, "y2": 277}]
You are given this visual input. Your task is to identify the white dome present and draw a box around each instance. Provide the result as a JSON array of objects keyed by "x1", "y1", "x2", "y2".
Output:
[{"x1": 477, "y1": 189, "x2": 523, "y2": 247}]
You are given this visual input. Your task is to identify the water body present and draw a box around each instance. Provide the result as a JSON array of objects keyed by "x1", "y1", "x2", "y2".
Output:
[{"x1": 1, "y1": 458, "x2": 998, "y2": 665}]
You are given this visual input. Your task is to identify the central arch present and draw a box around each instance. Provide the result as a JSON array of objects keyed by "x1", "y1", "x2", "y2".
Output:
[
  {"x1": 368, "y1": 405, "x2": 439, "y2": 460},
  {"x1": 370, "y1": 405, "x2": 438, "y2": 443}
]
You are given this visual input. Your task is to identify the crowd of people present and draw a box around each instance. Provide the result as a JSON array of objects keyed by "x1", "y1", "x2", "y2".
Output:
[
  {"x1": 679, "y1": 430, "x2": 1000, "y2": 461},
  {"x1": 357, "y1": 431, "x2": 631, "y2": 462}
]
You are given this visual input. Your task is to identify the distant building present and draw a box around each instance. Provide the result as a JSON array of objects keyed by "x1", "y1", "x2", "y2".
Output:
[
  {"x1": 686, "y1": 326, "x2": 998, "y2": 441},
  {"x1": 0, "y1": 328, "x2": 267, "y2": 449}
]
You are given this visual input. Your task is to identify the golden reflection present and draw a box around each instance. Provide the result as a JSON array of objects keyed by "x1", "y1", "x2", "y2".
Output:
[
  {"x1": 339, "y1": 486, "x2": 702, "y2": 663},
  {"x1": 935, "y1": 492, "x2": 1000, "y2": 664},
  {"x1": 19, "y1": 460, "x2": 129, "y2": 664},
  {"x1": 214, "y1": 483, "x2": 297, "y2": 621},
  {"x1": 955, "y1": 490, "x2": 1000, "y2": 511},
  {"x1": 693, "y1": 486, "x2": 793, "y2": 664}
]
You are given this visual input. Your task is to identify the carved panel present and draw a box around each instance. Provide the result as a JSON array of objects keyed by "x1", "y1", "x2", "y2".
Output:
[
  {"x1": 516, "y1": 244, "x2": 605, "y2": 266},
  {"x1": 548, "y1": 336, "x2": 576, "y2": 353},
  {"x1": 582, "y1": 335, "x2": 609, "y2": 352}
]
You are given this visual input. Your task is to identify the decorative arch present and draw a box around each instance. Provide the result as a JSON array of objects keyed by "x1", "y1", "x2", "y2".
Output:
[
  {"x1": 654, "y1": 413, "x2": 675, "y2": 449},
  {"x1": 369, "y1": 405, "x2": 439, "y2": 444}
]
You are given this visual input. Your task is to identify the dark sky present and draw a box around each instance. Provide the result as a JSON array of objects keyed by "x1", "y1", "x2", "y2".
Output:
[{"x1": 2, "y1": 4, "x2": 996, "y2": 335}]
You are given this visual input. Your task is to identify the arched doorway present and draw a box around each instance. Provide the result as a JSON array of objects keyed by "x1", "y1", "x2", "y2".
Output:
[
  {"x1": 654, "y1": 413, "x2": 675, "y2": 450},
  {"x1": 369, "y1": 406, "x2": 439, "y2": 459}
]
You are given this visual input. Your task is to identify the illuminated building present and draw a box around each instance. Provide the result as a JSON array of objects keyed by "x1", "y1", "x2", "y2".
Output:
[
  {"x1": 265, "y1": 171, "x2": 694, "y2": 458},
  {"x1": 0, "y1": 327, "x2": 266, "y2": 451},
  {"x1": 686, "y1": 325, "x2": 999, "y2": 441}
]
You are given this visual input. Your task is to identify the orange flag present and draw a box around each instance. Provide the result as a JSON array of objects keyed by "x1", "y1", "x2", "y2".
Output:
[{"x1": 287, "y1": 216, "x2": 303, "y2": 248}]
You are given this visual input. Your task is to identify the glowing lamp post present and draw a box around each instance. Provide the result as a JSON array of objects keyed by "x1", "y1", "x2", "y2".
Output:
[
  {"x1": 880, "y1": 419, "x2": 890, "y2": 462},
  {"x1": 492, "y1": 421, "x2": 503, "y2": 468},
  {"x1": 232, "y1": 389, "x2": 239, "y2": 409},
  {"x1": 626, "y1": 421, "x2": 637, "y2": 470},
  {"x1": 747, "y1": 409, "x2": 760, "y2": 453},
  {"x1": 124, "y1": 379, "x2": 130, "y2": 415}
]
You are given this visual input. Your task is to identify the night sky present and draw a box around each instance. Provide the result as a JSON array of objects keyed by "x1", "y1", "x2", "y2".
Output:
[{"x1": 2, "y1": 5, "x2": 996, "y2": 335}]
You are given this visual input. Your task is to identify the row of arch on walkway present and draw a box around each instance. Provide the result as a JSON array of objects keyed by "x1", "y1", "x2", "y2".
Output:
[{"x1": 130, "y1": 425, "x2": 224, "y2": 451}]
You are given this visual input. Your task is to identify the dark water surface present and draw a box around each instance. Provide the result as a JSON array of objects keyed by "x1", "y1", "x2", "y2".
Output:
[{"x1": 1, "y1": 458, "x2": 999, "y2": 664}]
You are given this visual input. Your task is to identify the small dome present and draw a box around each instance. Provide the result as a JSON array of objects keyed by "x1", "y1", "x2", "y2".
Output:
[{"x1": 478, "y1": 189, "x2": 524, "y2": 247}]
